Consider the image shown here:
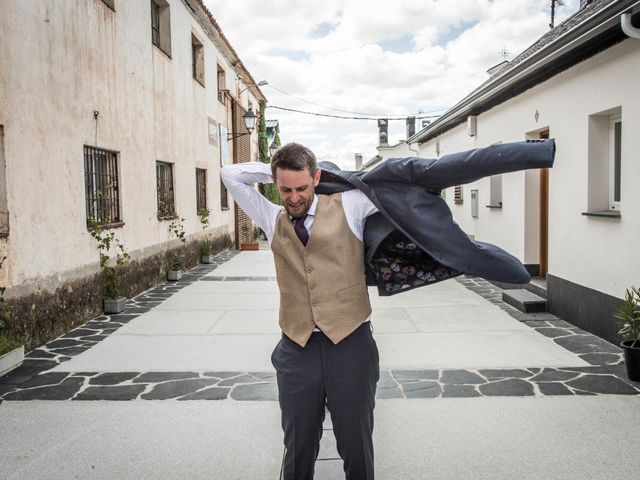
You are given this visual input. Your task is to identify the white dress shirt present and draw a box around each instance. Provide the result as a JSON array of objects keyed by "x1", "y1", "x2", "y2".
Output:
[
  {"x1": 220, "y1": 162, "x2": 378, "y2": 244},
  {"x1": 221, "y1": 162, "x2": 379, "y2": 329}
]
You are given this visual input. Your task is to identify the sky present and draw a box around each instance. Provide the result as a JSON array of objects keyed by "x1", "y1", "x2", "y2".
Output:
[{"x1": 204, "y1": 0, "x2": 580, "y2": 170}]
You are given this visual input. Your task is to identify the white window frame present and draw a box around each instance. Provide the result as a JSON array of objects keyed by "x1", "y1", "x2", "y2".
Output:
[{"x1": 609, "y1": 115, "x2": 621, "y2": 211}]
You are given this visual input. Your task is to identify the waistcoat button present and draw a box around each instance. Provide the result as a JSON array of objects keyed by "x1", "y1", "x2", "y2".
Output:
[
  {"x1": 309, "y1": 283, "x2": 315, "y2": 289},
  {"x1": 307, "y1": 267, "x2": 312, "y2": 273}
]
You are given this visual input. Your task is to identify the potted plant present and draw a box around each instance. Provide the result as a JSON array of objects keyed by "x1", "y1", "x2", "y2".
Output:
[
  {"x1": 614, "y1": 285, "x2": 640, "y2": 381},
  {"x1": 198, "y1": 207, "x2": 214, "y2": 263},
  {"x1": 0, "y1": 278, "x2": 23, "y2": 378},
  {"x1": 88, "y1": 220, "x2": 130, "y2": 314},
  {"x1": 200, "y1": 243, "x2": 214, "y2": 264},
  {"x1": 167, "y1": 217, "x2": 186, "y2": 281},
  {"x1": 240, "y1": 223, "x2": 260, "y2": 251}
]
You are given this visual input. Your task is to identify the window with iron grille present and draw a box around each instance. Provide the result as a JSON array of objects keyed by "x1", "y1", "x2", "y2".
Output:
[
  {"x1": 220, "y1": 179, "x2": 229, "y2": 210},
  {"x1": 156, "y1": 161, "x2": 176, "y2": 217},
  {"x1": 454, "y1": 185, "x2": 463, "y2": 205},
  {"x1": 84, "y1": 146, "x2": 121, "y2": 225},
  {"x1": 196, "y1": 168, "x2": 207, "y2": 211}
]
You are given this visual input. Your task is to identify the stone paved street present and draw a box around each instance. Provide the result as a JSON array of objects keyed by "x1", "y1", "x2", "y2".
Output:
[{"x1": 1, "y1": 249, "x2": 639, "y2": 479}]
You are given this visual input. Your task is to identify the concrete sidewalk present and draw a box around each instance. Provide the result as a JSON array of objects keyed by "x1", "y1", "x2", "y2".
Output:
[{"x1": 1, "y1": 250, "x2": 639, "y2": 479}]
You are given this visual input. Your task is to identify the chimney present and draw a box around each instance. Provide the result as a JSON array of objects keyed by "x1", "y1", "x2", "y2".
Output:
[
  {"x1": 405, "y1": 117, "x2": 416, "y2": 139},
  {"x1": 355, "y1": 153, "x2": 363, "y2": 170},
  {"x1": 377, "y1": 118, "x2": 388, "y2": 146}
]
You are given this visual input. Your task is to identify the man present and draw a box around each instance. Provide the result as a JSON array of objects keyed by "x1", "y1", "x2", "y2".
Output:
[{"x1": 221, "y1": 143, "x2": 380, "y2": 480}]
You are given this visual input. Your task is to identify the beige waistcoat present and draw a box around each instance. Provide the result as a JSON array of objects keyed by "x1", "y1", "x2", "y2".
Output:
[{"x1": 271, "y1": 193, "x2": 372, "y2": 347}]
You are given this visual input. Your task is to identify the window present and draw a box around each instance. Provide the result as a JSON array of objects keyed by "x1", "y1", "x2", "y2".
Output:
[
  {"x1": 156, "y1": 161, "x2": 175, "y2": 217},
  {"x1": 84, "y1": 146, "x2": 121, "y2": 226},
  {"x1": 610, "y1": 115, "x2": 621, "y2": 211},
  {"x1": 587, "y1": 108, "x2": 622, "y2": 214},
  {"x1": 196, "y1": 168, "x2": 207, "y2": 211},
  {"x1": 217, "y1": 64, "x2": 227, "y2": 104},
  {"x1": 220, "y1": 180, "x2": 229, "y2": 210},
  {"x1": 151, "y1": 0, "x2": 171, "y2": 57},
  {"x1": 192, "y1": 34, "x2": 204, "y2": 86}
]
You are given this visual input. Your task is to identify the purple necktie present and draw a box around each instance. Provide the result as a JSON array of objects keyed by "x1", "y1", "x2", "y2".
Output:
[{"x1": 293, "y1": 215, "x2": 309, "y2": 246}]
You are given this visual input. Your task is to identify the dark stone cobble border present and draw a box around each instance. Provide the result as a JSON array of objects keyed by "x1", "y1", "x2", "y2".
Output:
[
  {"x1": 2, "y1": 260, "x2": 638, "y2": 402},
  {"x1": 0, "y1": 250, "x2": 238, "y2": 400}
]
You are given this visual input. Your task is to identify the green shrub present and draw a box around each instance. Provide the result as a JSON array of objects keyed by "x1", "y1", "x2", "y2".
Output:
[{"x1": 0, "y1": 336, "x2": 21, "y2": 356}]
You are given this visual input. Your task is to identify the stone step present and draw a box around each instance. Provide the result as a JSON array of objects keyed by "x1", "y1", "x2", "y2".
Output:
[
  {"x1": 527, "y1": 278, "x2": 547, "y2": 299},
  {"x1": 502, "y1": 289, "x2": 547, "y2": 313}
]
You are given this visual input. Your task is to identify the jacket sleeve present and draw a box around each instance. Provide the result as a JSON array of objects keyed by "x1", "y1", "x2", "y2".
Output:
[{"x1": 363, "y1": 139, "x2": 555, "y2": 191}]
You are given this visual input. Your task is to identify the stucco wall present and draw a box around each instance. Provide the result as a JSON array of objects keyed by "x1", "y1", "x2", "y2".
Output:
[
  {"x1": 417, "y1": 39, "x2": 640, "y2": 299},
  {"x1": 0, "y1": 0, "x2": 257, "y2": 295}
]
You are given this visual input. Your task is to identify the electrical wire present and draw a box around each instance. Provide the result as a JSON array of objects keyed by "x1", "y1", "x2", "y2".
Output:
[
  {"x1": 267, "y1": 105, "x2": 443, "y2": 121},
  {"x1": 265, "y1": 84, "x2": 447, "y2": 118}
]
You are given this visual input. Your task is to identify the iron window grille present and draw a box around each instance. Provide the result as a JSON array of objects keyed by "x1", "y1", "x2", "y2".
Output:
[
  {"x1": 84, "y1": 146, "x2": 121, "y2": 226},
  {"x1": 156, "y1": 161, "x2": 176, "y2": 217},
  {"x1": 196, "y1": 168, "x2": 207, "y2": 211}
]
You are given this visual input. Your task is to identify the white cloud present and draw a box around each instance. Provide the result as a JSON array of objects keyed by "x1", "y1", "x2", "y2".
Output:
[{"x1": 205, "y1": 0, "x2": 579, "y2": 169}]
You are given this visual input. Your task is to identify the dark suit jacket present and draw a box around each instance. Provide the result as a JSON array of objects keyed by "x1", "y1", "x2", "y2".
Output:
[{"x1": 316, "y1": 139, "x2": 556, "y2": 296}]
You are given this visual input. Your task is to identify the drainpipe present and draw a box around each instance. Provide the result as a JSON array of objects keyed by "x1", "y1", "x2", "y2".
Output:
[{"x1": 621, "y1": 12, "x2": 640, "y2": 39}]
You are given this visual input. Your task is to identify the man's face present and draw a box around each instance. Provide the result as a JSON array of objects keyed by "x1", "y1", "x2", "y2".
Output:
[{"x1": 274, "y1": 167, "x2": 321, "y2": 219}]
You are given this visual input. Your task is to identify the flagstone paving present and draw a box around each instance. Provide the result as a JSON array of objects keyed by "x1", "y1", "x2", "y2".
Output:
[
  {"x1": 1, "y1": 251, "x2": 638, "y2": 401},
  {"x1": 1, "y1": 249, "x2": 639, "y2": 479}
]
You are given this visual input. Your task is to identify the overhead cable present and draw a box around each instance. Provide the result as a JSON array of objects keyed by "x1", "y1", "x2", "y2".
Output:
[{"x1": 267, "y1": 105, "x2": 443, "y2": 121}]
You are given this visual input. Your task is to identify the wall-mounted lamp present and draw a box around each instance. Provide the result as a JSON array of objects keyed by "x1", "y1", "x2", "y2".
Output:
[
  {"x1": 467, "y1": 115, "x2": 477, "y2": 137},
  {"x1": 227, "y1": 109, "x2": 257, "y2": 141},
  {"x1": 239, "y1": 80, "x2": 268, "y2": 95}
]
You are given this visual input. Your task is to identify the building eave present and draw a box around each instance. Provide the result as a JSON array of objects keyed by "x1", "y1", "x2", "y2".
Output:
[
  {"x1": 185, "y1": 0, "x2": 267, "y2": 103},
  {"x1": 409, "y1": 0, "x2": 640, "y2": 145}
]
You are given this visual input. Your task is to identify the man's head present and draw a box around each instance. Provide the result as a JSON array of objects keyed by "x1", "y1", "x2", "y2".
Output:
[{"x1": 271, "y1": 143, "x2": 321, "y2": 219}]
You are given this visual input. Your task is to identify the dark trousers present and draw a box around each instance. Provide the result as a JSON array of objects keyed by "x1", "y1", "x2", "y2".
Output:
[{"x1": 271, "y1": 322, "x2": 379, "y2": 480}]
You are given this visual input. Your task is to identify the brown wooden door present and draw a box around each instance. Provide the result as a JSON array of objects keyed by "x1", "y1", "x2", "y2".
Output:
[{"x1": 539, "y1": 130, "x2": 549, "y2": 277}]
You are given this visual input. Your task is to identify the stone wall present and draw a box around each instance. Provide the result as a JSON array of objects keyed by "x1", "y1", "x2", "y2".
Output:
[{"x1": 4, "y1": 234, "x2": 232, "y2": 352}]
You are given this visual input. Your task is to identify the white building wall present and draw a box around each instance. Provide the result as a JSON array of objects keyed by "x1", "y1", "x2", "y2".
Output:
[
  {"x1": 0, "y1": 0, "x2": 256, "y2": 292},
  {"x1": 417, "y1": 39, "x2": 640, "y2": 299}
]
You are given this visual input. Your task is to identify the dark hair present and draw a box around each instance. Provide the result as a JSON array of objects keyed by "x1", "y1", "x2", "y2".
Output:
[{"x1": 270, "y1": 143, "x2": 317, "y2": 178}]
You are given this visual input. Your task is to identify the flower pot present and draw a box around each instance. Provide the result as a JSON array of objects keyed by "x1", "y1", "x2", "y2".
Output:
[
  {"x1": 240, "y1": 243, "x2": 259, "y2": 251},
  {"x1": 167, "y1": 270, "x2": 183, "y2": 281},
  {"x1": 0, "y1": 344, "x2": 24, "y2": 377},
  {"x1": 201, "y1": 255, "x2": 214, "y2": 264},
  {"x1": 103, "y1": 297, "x2": 126, "y2": 314},
  {"x1": 621, "y1": 340, "x2": 640, "y2": 382}
]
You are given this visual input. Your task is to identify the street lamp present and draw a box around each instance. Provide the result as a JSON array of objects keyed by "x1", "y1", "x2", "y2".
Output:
[
  {"x1": 238, "y1": 80, "x2": 268, "y2": 95},
  {"x1": 227, "y1": 109, "x2": 257, "y2": 141}
]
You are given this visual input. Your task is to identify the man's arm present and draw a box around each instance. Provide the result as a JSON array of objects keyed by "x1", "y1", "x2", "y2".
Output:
[{"x1": 220, "y1": 162, "x2": 282, "y2": 241}]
